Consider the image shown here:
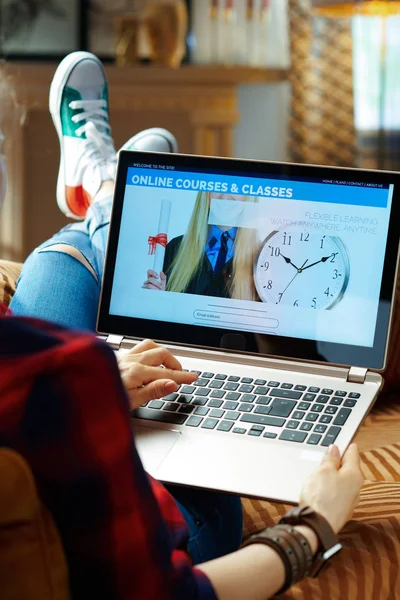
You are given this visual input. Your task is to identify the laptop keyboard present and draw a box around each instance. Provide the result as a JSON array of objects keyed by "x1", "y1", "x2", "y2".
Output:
[{"x1": 133, "y1": 370, "x2": 361, "y2": 447}]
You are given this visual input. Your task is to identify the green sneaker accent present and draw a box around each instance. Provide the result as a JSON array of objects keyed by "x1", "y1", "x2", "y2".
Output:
[{"x1": 60, "y1": 87, "x2": 84, "y2": 138}]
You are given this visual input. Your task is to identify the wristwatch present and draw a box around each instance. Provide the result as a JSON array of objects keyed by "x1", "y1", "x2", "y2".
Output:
[{"x1": 280, "y1": 506, "x2": 342, "y2": 577}]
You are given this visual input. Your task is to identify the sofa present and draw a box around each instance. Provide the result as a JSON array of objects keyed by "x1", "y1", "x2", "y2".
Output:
[{"x1": 2, "y1": 259, "x2": 400, "y2": 599}]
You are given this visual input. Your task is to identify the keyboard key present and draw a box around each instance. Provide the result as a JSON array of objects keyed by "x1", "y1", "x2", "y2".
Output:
[
  {"x1": 239, "y1": 384, "x2": 254, "y2": 393},
  {"x1": 179, "y1": 405, "x2": 194, "y2": 414},
  {"x1": 241, "y1": 377, "x2": 254, "y2": 384},
  {"x1": 163, "y1": 402, "x2": 179, "y2": 412},
  {"x1": 186, "y1": 416, "x2": 203, "y2": 427},
  {"x1": 208, "y1": 399, "x2": 223, "y2": 408},
  {"x1": 325, "y1": 406, "x2": 338, "y2": 415},
  {"x1": 192, "y1": 397, "x2": 208, "y2": 406},
  {"x1": 217, "y1": 420, "x2": 233, "y2": 432},
  {"x1": 308, "y1": 386, "x2": 320, "y2": 393},
  {"x1": 270, "y1": 389, "x2": 302, "y2": 400},
  {"x1": 195, "y1": 388, "x2": 211, "y2": 397},
  {"x1": 181, "y1": 385, "x2": 195, "y2": 394},
  {"x1": 226, "y1": 392, "x2": 241, "y2": 401},
  {"x1": 255, "y1": 379, "x2": 267, "y2": 385},
  {"x1": 335, "y1": 390, "x2": 347, "y2": 397},
  {"x1": 228, "y1": 375, "x2": 240, "y2": 382},
  {"x1": 241, "y1": 414, "x2": 285, "y2": 427},
  {"x1": 209, "y1": 380, "x2": 224, "y2": 389},
  {"x1": 268, "y1": 380, "x2": 280, "y2": 387},
  {"x1": 233, "y1": 427, "x2": 246, "y2": 434},
  {"x1": 314, "y1": 424, "x2": 327, "y2": 434},
  {"x1": 281, "y1": 383, "x2": 293, "y2": 389},
  {"x1": 294, "y1": 385, "x2": 307, "y2": 391},
  {"x1": 178, "y1": 394, "x2": 192, "y2": 403},
  {"x1": 311, "y1": 404, "x2": 324, "y2": 413},
  {"x1": 263, "y1": 431, "x2": 277, "y2": 439},
  {"x1": 344, "y1": 399, "x2": 357, "y2": 408},
  {"x1": 333, "y1": 408, "x2": 352, "y2": 427},
  {"x1": 292, "y1": 411, "x2": 305, "y2": 420},
  {"x1": 215, "y1": 374, "x2": 227, "y2": 380},
  {"x1": 210, "y1": 389, "x2": 225, "y2": 398},
  {"x1": 194, "y1": 378, "x2": 209, "y2": 387},
  {"x1": 210, "y1": 409, "x2": 225, "y2": 419},
  {"x1": 149, "y1": 400, "x2": 164, "y2": 409},
  {"x1": 239, "y1": 403, "x2": 254, "y2": 413},
  {"x1": 319, "y1": 415, "x2": 332, "y2": 424},
  {"x1": 287, "y1": 420, "x2": 300, "y2": 429},
  {"x1": 202, "y1": 372, "x2": 214, "y2": 378},
  {"x1": 303, "y1": 393, "x2": 316, "y2": 402},
  {"x1": 307, "y1": 434, "x2": 322, "y2": 445},
  {"x1": 316, "y1": 395, "x2": 329, "y2": 404},
  {"x1": 254, "y1": 406, "x2": 271, "y2": 415},
  {"x1": 321, "y1": 388, "x2": 333, "y2": 395},
  {"x1": 305, "y1": 413, "x2": 318, "y2": 422},
  {"x1": 242, "y1": 394, "x2": 256, "y2": 403},
  {"x1": 279, "y1": 430, "x2": 307, "y2": 443},
  {"x1": 269, "y1": 399, "x2": 297, "y2": 418},
  {"x1": 163, "y1": 393, "x2": 178, "y2": 402},
  {"x1": 256, "y1": 396, "x2": 272, "y2": 405},
  {"x1": 223, "y1": 401, "x2": 239, "y2": 410},
  {"x1": 194, "y1": 407, "x2": 209, "y2": 416},
  {"x1": 248, "y1": 429, "x2": 262, "y2": 437},
  {"x1": 225, "y1": 411, "x2": 241, "y2": 421},
  {"x1": 191, "y1": 370, "x2": 202, "y2": 375},
  {"x1": 321, "y1": 426, "x2": 341, "y2": 446},
  {"x1": 225, "y1": 382, "x2": 239, "y2": 391},
  {"x1": 201, "y1": 418, "x2": 218, "y2": 430},
  {"x1": 255, "y1": 386, "x2": 269, "y2": 395},
  {"x1": 298, "y1": 402, "x2": 311, "y2": 411},
  {"x1": 330, "y1": 397, "x2": 343, "y2": 406},
  {"x1": 134, "y1": 407, "x2": 187, "y2": 425},
  {"x1": 300, "y1": 422, "x2": 313, "y2": 431},
  {"x1": 252, "y1": 425, "x2": 265, "y2": 432},
  {"x1": 140, "y1": 402, "x2": 149, "y2": 407},
  {"x1": 349, "y1": 392, "x2": 360, "y2": 399}
]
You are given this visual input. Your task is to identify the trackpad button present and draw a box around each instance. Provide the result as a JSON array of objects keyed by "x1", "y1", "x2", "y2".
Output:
[{"x1": 133, "y1": 424, "x2": 181, "y2": 475}]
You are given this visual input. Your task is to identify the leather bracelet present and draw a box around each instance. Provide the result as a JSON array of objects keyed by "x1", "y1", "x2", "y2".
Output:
[
  {"x1": 283, "y1": 527, "x2": 314, "y2": 577},
  {"x1": 242, "y1": 524, "x2": 308, "y2": 593}
]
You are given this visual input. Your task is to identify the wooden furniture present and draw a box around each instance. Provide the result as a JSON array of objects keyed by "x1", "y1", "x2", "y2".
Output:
[{"x1": 1, "y1": 64, "x2": 287, "y2": 262}]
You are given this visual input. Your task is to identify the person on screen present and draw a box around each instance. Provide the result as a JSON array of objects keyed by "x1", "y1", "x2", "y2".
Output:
[{"x1": 142, "y1": 192, "x2": 261, "y2": 300}]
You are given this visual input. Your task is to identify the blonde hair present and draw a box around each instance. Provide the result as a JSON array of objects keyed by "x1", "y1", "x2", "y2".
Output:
[{"x1": 166, "y1": 192, "x2": 260, "y2": 301}]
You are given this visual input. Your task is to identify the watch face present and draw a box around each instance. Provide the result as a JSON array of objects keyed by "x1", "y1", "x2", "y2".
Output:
[{"x1": 254, "y1": 230, "x2": 350, "y2": 309}]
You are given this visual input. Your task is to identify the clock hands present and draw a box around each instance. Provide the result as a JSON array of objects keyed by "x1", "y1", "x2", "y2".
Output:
[
  {"x1": 280, "y1": 253, "x2": 300, "y2": 272},
  {"x1": 278, "y1": 259, "x2": 309, "y2": 303},
  {"x1": 301, "y1": 253, "x2": 337, "y2": 272}
]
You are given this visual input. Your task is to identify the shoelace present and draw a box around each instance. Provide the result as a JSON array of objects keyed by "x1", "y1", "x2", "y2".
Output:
[{"x1": 70, "y1": 99, "x2": 117, "y2": 165}]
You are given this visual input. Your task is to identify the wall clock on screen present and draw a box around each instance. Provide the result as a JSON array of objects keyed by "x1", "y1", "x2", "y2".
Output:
[{"x1": 254, "y1": 231, "x2": 350, "y2": 309}]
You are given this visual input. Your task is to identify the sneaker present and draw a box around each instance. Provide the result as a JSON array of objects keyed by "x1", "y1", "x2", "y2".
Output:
[
  {"x1": 119, "y1": 127, "x2": 178, "y2": 154},
  {"x1": 49, "y1": 51, "x2": 116, "y2": 220}
]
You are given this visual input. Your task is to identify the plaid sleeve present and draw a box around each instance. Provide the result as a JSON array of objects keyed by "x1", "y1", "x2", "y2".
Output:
[{"x1": 0, "y1": 316, "x2": 217, "y2": 600}]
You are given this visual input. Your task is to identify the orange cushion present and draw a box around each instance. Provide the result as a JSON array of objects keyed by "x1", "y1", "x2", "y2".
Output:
[{"x1": 0, "y1": 448, "x2": 71, "y2": 600}]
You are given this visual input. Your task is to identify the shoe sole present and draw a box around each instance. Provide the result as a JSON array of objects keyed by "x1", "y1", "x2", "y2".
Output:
[
  {"x1": 119, "y1": 127, "x2": 178, "y2": 154},
  {"x1": 49, "y1": 51, "x2": 107, "y2": 220}
]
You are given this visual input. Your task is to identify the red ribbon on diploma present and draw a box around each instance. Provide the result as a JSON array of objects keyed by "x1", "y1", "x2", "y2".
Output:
[{"x1": 148, "y1": 233, "x2": 167, "y2": 255}]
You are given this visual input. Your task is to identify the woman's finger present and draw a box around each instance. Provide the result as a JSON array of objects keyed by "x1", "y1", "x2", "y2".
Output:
[
  {"x1": 133, "y1": 347, "x2": 185, "y2": 371},
  {"x1": 143, "y1": 281, "x2": 162, "y2": 290},
  {"x1": 132, "y1": 364, "x2": 196, "y2": 387},
  {"x1": 160, "y1": 272, "x2": 167, "y2": 281},
  {"x1": 133, "y1": 379, "x2": 179, "y2": 406},
  {"x1": 147, "y1": 269, "x2": 159, "y2": 278},
  {"x1": 129, "y1": 339, "x2": 160, "y2": 354}
]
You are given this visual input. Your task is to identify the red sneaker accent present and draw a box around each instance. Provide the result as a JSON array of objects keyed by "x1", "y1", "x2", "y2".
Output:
[{"x1": 65, "y1": 185, "x2": 91, "y2": 218}]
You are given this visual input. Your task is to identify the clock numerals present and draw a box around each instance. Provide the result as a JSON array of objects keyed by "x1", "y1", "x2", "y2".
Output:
[
  {"x1": 300, "y1": 233, "x2": 309, "y2": 242},
  {"x1": 320, "y1": 236, "x2": 326, "y2": 250},
  {"x1": 311, "y1": 297, "x2": 317, "y2": 309},
  {"x1": 293, "y1": 300, "x2": 299, "y2": 307},
  {"x1": 277, "y1": 293, "x2": 283, "y2": 304},
  {"x1": 261, "y1": 262, "x2": 270, "y2": 271},
  {"x1": 333, "y1": 269, "x2": 341, "y2": 280},
  {"x1": 282, "y1": 233, "x2": 292, "y2": 246},
  {"x1": 324, "y1": 287, "x2": 330, "y2": 297},
  {"x1": 331, "y1": 253, "x2": 338, "y2": 263},
  {"x1": 268, "y1": 245, "x2": 281, "y2": 257}
]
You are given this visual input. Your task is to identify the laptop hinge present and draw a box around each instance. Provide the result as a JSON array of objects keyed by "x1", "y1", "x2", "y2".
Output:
[
  {"x1": 106, "y1": 334, "x2": 124, "y2": 351},
  {"x1": 347, "y1": 366, "x2": 368, "y2": 384}
]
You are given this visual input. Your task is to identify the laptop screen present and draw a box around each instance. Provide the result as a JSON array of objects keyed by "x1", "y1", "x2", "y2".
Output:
[{"x1": 98, "y1": 152, "x2": 400, "y2": 370}]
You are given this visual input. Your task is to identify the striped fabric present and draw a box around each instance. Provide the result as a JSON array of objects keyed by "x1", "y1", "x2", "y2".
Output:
[{"x1": 0, "y1": 260, "x2": 20, "y2": 313}]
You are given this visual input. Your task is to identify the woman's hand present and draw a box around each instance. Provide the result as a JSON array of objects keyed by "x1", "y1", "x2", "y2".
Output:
[
  {"x1": 117, "y1": 339, "x2": 197, "y2": 410},
  {"x1": 300, "y1": 443, "x2": 364, "y2": 534},
  {"x1": 142, "y1": 269, "x2": 167, "y2": 290}
]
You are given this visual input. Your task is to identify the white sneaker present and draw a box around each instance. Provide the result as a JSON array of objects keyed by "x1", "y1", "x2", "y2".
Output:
[
  {"x1": 49, "y1": 51, "x2": 116, "y2": 220},
  {"x1": 119, "y1": 128, "x2": 178, "y2": 154}
]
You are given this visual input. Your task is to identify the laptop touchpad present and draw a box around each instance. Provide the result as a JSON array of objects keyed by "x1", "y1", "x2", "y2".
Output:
[{"x1": 133, "y1": 424, "x2": 181, "y2": 475}]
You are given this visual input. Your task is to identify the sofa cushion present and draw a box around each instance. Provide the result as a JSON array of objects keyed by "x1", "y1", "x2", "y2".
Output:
[
  {"x1": 0, "y1": 448, "x2": 71, "y2": 600},
  {"x1": 0, "y1": 260, "x2": 22, "y2": 312}
]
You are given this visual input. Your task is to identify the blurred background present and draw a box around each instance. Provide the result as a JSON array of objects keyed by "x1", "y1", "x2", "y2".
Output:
[{"x1": 0, "y1": 0, "x2": 399, "y2": 261}]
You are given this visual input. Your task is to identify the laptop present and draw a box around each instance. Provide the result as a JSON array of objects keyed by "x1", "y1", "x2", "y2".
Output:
[{"x1": 97, "y1": 151, "x2": 400, "y2": 504}]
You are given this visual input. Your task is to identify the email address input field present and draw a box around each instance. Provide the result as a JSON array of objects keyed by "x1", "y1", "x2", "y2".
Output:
[{"x1": 193, "y1": 310, "x2": 279, "y2": 330}]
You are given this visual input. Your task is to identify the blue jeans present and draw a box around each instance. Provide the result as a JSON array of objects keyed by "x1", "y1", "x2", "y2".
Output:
[{"x1": 10, "y1": 195, "x2": 243, "y2": 563}]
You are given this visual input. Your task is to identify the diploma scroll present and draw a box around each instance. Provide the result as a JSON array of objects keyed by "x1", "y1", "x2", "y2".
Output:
[{"x1": 148, "y1": 199, "x2": 172, "y2": 278}]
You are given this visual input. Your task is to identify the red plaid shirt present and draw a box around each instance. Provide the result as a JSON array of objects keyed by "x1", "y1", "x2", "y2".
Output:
[{"x1": 0, "y1": 316, "x2": 217, "y2": 600}]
